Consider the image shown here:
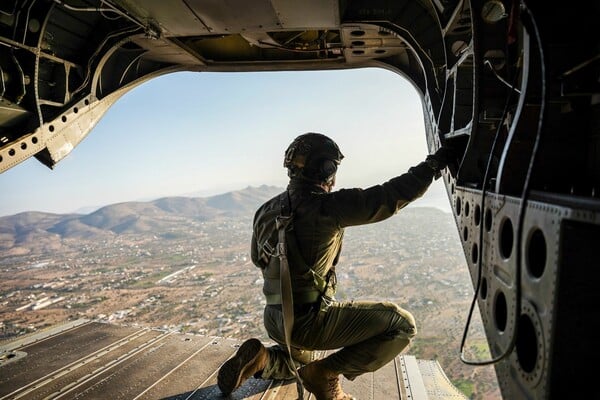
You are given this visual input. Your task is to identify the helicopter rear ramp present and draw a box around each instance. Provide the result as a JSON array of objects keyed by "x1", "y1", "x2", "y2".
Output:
[{"x1": 0, "y1": 320, "x2": 467, "y2": 400}]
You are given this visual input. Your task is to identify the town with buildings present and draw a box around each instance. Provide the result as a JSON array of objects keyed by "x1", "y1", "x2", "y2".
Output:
[{"x1": 0, "y1": 187, "x2": 500, "y2": 399}]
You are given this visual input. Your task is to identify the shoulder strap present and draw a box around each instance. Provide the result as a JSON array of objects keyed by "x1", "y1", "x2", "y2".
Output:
[{"x1": 276, "y1": 190, "x2": 305, "y2": 399}]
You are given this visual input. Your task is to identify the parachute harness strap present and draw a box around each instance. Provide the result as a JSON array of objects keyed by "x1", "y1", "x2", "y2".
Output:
[{"x1": 276, "y1": 191, "x2": 305, "y2": 399}]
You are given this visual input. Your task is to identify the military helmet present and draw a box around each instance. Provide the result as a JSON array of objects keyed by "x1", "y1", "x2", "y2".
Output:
[{"x1": 284, "y1": 132, "x2": 344, "y2": 183}]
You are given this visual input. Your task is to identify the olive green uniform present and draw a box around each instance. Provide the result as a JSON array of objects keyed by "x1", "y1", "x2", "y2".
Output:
[{"x1": 251, "y1": 161, "x2": 436, "y2": 380}]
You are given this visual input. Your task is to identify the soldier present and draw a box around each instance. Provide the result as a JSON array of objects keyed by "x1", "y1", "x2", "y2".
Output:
[{"x1": 218, "y1": 133, "x2": 453, "y2": 400}]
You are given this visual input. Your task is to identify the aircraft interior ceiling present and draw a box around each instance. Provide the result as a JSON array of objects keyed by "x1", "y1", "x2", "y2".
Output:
[{"x1": 0, "y1": 1, "x2": 598, "y2": 398}]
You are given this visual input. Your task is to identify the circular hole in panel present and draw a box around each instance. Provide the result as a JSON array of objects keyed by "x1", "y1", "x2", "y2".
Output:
[
  {"x1": 516, "y1": 313, "x2": 538, "y2": 373},
  {"x1": 494, "y1": 291, "x2": 508, "y2": 332},
  {"x1": 32, "y1": 136, "x2": 38, "y2": 144},
  {"x1": 350, "y1": 30, "x2": 365, "y2": 37},
  {"x1": 28, "y1": 19, "x2": 40, "y2": 33},
  {"x1": 463, "y1": 226, "x2": 469, "y2": 241},
  {"x1": 352, "y1": 40, "x2": 365, "y2": 46},
  {"x1": 474, "y1": 204, "x2": 481, "y2": 226},
  {"x1": 485, "y1": 208, "x2": 493, "y2": 232},
  {"x1": 0, "y1": 155, "x2": 3, "y2": 162},
  {"x1": 527, "y1": 229, "x2": 547, "y2": 279},
  {"x1": 451, "y1": 40, "x2": 467, "y2": 55},
  {"x1": 480, "y1": 277, "x2": 488, "y2": 299},
  {"x1": 20, "y1": 143, "x2": 27, "y2": 150},
  {"x1": 465, "y1": 201, "x2": 470, "y2": 217},
  {"x1": 483, "y1": 49, "x2": 507, "y2": 70},
  {"x1": 456, "y1": 197, "x2": 462, "y2": 216},
  {"x1": 49, "y1": 125, "x2": 55, "y2": 132},
  {"x1": 61, "y1": 115, "x2": 67, "y2": 122},
  {"x1": 500, "y1": 218, "x2": 514, "y2": 259},
  {"x1": 73, "y1": 107, "x2": 79, "y2": 113},
  {"x1": 84, "y1": 99, "x2": 90, "y2": 105},
  {"x1": 481, "y1": 0, "x2": 507, "y2": 24},
  {"x1": 9, "y1": 149, "x2": 15, "y2": 156},
  {"x1": 374, "y1": 49, "x2": 386, "y2": 54},
  {"x1": 352, "y1": 50, "x2": 365, "y2": 55},
  {"x1": 471, "y1": 243, "x2": 479, "y2": 264}
]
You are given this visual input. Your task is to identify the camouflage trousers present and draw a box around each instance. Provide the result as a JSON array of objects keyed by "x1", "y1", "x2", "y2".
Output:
[{"x1": 260, "y1": 299, "x2": 417, "y2": 380}]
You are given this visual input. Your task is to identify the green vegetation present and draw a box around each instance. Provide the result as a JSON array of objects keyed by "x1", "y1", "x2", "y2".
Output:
[
  {"x1": 467, "y1": 340, "x2": 492, "y2": 359},
  {"x1": 409, "y1": 336, "x2": 441, "y2": 358},
  {"x1": 165, "y1": 254, "x2": 187, "y2": 264},
  {"x1": 455, "y1": 379, "x2": 475, "y2": 397},
  {"x1": 131, "y1": 281, "x2": 154, "y2": 289},
  {"x1": 131, "y1": 270, "x2": 172, "y2": 288}
]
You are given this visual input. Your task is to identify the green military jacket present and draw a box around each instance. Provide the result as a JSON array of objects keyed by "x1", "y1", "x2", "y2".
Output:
[{"x1": 251, "y1": 161, "x2": 437, "y2": 305}]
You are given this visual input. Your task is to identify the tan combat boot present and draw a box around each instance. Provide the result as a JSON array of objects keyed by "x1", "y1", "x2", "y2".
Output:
[
  {"x1": 217, "y1": 338, "x2": 268, "y2": 395},
  {"x1": 298, "y1": 360, "x2": 355, "y2": 400}
]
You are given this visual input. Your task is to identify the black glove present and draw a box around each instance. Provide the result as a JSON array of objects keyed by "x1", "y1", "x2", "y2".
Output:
[
  {"x1": 424, "y1": 145, "x2": 458, "y2": 179},
  {"x1": 426, "y1": 146, "x2": 454, "y2": 170}
]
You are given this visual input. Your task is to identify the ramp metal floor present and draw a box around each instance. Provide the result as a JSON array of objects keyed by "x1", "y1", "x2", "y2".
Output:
[{"x1": 0, "y1": 320, "x2": 466, "y2": 400}]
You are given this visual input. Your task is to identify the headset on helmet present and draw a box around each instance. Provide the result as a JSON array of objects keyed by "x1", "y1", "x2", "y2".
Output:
[{"x1": 284, "y1": 133, "x2": 344, "y2": 184}]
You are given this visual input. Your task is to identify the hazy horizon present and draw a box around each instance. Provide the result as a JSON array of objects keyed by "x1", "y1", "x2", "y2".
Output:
[
  {"x1": 1, "y1": 68, "x2": 452, "y2": 217},
  {"x1": 0, "y1": 183, "x2": 452, "y2": 217}
]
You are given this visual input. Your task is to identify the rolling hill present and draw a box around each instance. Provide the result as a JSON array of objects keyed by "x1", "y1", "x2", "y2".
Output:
[{"x1": 0, "y1": 185, "x2": 282, "y2": 253}]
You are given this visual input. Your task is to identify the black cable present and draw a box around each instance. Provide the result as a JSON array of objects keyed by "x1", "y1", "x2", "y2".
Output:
[
  {"x1": 459, "y1": 53, "x2": 519, "y2": 367},
  {"x1": 459, "y1": 0, "x2": 546, "y2": 366}
]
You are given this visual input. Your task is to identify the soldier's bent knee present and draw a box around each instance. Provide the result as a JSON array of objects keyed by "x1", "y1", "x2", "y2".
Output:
[{"x1": 388, "y1": 303, "x2": 417, "y2": 339}]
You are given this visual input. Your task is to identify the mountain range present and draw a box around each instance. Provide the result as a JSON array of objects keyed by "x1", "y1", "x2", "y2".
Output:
[{"x1": 0, "y1": 185, "x2": 283, "y2": 254}]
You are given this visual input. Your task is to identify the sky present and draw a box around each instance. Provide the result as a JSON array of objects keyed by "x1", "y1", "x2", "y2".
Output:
[{"x1": 1, "y1": 67, "x2": 451, "y2": 216}]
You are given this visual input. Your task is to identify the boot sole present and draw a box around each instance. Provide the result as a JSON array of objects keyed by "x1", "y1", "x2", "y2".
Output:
[{"x1": 217, "y1": 338, "x2": 263, "y2": 395}]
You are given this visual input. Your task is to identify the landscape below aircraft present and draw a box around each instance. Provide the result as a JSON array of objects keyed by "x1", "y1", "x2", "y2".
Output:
[{"x1": 0, "y1": 0, "x2": 598, "y2": 399}]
